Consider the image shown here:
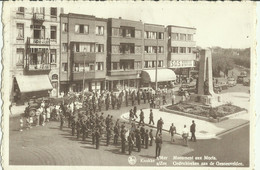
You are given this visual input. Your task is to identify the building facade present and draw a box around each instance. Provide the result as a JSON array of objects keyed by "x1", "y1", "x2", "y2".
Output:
[
  {"x1": 60, "y1": 13, "x2": 107, "y2": 94},
  {"x1": 106, "y1": 18, "x2": 143, "y2": 91},
  {"x1": 167, "y1": 25, "x2": 197, "y2": 83},
  {"x1": 10, "y1": 7, "x2": 62, "y2": 103}
]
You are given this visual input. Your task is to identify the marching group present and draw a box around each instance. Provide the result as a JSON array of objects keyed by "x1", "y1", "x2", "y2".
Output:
[{"x1": 19, "y1": 88, "x2": 196, "y2": 158}]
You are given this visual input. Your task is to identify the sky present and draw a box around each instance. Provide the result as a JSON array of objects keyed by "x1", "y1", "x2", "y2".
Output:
[{"x1": 57, "y1": 2, "x2": 255, "y2": 49}]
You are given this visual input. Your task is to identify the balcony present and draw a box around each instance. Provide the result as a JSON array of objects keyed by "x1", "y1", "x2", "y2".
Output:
[
  {"x1": 28, "y1": 38, "x2": 50, "y2": 46},
  {"x1": 33, "y1": 13, "x2": 45, "y2": 23},
  {"x1": 73, "y1": 52, "x2": 96, "y2": 63},
  {"x1": 26, "y1": 64, "x2": 51, "y2": 71}
]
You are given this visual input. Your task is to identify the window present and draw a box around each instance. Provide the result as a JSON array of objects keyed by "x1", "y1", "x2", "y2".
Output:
[
  {"x1": 135, "y1": 61, "x2": 141, "y2": 69},
  {"x1": 50, "y1": 26, "x2": 57, "y2": 40},
  {"x1": 33, "y1": 7, "x2": 45, "y2": 14},
  {"x1": 171, "y1": 47, "x2": 178, "y2": 53},
  {"x1": 120, "y1": 44, "x2": 134, "y2": 54},
  {"x1": 158, "y1": 46, "x2": 164, "y2": 53},
  {"x1": 158, "y1": 32, "x2": 164, "y2": 39},
  {"x1": 120, "y1": 60, "x2": 134, "y2": 70},
  {"x1": 62, "y1": 43, "x2": 68, "y2": 52},
  {"x1": 158, "y1": 60, "x2": 163, "y2": 67},
  {"x1": 96, "y1": 62, "x2": 104, "y2": 71},
  {"x1": 112, "y1": 28, "x2": 120, "y2": 37},
  {"x1": 17, "y1": 7, "x2": 24, "y2": 13},
  {"x1": 50, "y1": 8, "x2": 57, "y2": 17},
  {"x1": 96, "y1": 26, "x2": 104, "y2": 35},
  {"x1": 187, "y1": 34, "x2": 193, "y2": 41},
  {"x1": 75, "y1": 24, "x2": 89, "y2": 34},
  {"x1": 16, "y1": 23, "x2": 24, "y2": 40},
  {"x1": 180, "y1": 47, "x2": 186, "y2": 53},
  {"x1": 16, "y1": 48, "x2": 24, "y2": 66},
  {"x1": 120, "y1": 27, "x2": 134, "y2": 38},
  {"x1": 188, "y1": 47, "x2": 192, "y2": 53},
  {"x1": 145, "y1": 31, "x2": 157, "y2": 39},
  {"x1": 74, "y1": 43, "x2": 95, "y2": 52},
  {"x1": 112, "y1": 62, "x2": 118, "y2": 70},
  {"x1": 89, "y1": 63, "x2": 95, "y2": 71},
  {"x1": 50, "y1": 49, "x2": 56, "y2": 63},
  {"x1": 172, "y1": 33, "x2": 179, "y2": 40},
  {"x1": 62, "y1": 63, "x2": 68, "y2": 72},
  {"x1": 180, "y1": 34, "x2": 186, "y2": 41},
  {"x1": 62, "y1": 23, "x2": 68, "y2": 32},
  {"x1": 96, "y1": 44, "x2": 104, "y2": 53},
  {"x1": 33, "y1": 25, "x2": 45, "y2": 39},
  {"x1": 73, "y1": 63, "x2": 79, "y2": 72}
]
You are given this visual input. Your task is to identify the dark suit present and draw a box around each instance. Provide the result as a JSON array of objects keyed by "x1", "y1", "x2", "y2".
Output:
[
  {"x1": 190, "y1": 123, "x2": 196, "y2": 141},
  {"x1": 155, "y1": 136, "x2": 162, "y2": 158}
]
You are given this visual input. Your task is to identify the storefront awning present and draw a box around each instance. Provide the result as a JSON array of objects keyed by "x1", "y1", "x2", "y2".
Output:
[
  {"x1": 16, "y1": 75, "x2": 53, "y2": 93},
  {"x1": 141, "y1": 69, "x2": 176, "y2": 83}
]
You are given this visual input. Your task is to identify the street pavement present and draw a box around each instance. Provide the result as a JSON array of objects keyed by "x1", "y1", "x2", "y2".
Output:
[{"x1": 9, "y1": 84, "x2": 250, "y2": 166}]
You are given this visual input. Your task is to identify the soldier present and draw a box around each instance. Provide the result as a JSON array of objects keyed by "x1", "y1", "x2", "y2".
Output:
[
  {"x1": 114, "y1": 124, "x2": 119, "y2": 145},
  {"x1": 121, "y1": 129, "x2": 126, "y2": 153},
  {"x1": 136, "y1": 131, "x2": 141, "y2": 152},
  {"x1": 92, "y1": 129, "x2": 96, "y2": 145},
  {"x1": 71, "y1": 119, "x2": 75, "y2": 136},
  {"x1": 149, "y1": 109, "x2": 155, "y2": 125},
  {"x1": 145, "y1": 129, "x2": 149, "y2": 149},
  {"x1": 140, "y1": 125, "x2": 145, "y2": 145},
  {"x1": 76, "y1": 119, "x2": 81, "y2": 139},
  {"x1": 169, "y1": 123, "x2": 176, "y2": 142},
  {"x1": 149, "y1": 129, "x2": 154, "y2": 146},
  {"x1": 137, "y1": 90, "x2": 141, "y2": 105},
  {"x1": 155, "y1": 133, "x2": 163, "y2": 158},
  {"x1": 139, "y1": 109, "x2": 145, "y2": 125},
  {"x1": 111, "y1": 95, "x2": 116, "y2": 109},
  {"x1": 125, "y1": 90, "x2": 128, "y2": 106},
  {"x1": 156, "y1": 117, "x2": 164, "y2": 136},
  {"x1": 105, "y1": 94, "x2": 110, "y2": 111},
  {"x1": 106, "y1": 127, "x2": 111, "y2": 146},
  {"x1": 95, "y1": 129, "x2": 101, "y2": 149},
  {"x1": 128, "y1": 133, "x2": 134, "y2": 155},
  {"x1": 143, "y1": 90, "x2": 147, "y2": 104}
]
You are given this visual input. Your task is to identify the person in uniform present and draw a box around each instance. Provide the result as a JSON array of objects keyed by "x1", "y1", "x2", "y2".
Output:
[
  {"x1": 121, "y1": 129, "x2": 126, "y2": 153},
  {"x1": 156, "y1": 117, "x2": 164, "y2": 136},
  {"x1": 95, "y1": 128, "x2": 101, "y2": 149},
  {"x1": 128, "y1": 133, "x2": 134, "y2": 155},
  {"x1": 149, "y1": 129, "x2": 154, "y2": 146},
  {"x1": 105, "y1": 94, "x2": 110, "y2": 111},
  {"x1": 155, "y1": 133, "x2": 163, "y2": 158},
  {"x1": 111, "y1": 95, "x2": 116, "y2": 110},
  {"x1": 169, "y1": 123, "x2": 176, "y2": 143},
  {"x1": 139, "y1": 109, "x2": 145, "y2": 125},
  {"x1": 145, "y1": 129, "x2": 149, "y2": 149},
  {"x1": 136, "y1": 131, "x2": 141, "y2": 152},
  {"x1": 140, "y1": 125, "x2": 145, "y2": 145},
  {"x1": 106, "y1": 127, "x2": 111, "y2": 146},
  {"x1": 113, "y1": 124, "x2": 119, "y2": 145},
  {"x1": 190, "y1": 120, "x2": 196, "y2": 142},
  {"x1": 149, "y1": 109, "x2": 155, "y2": 125},
  {"x1": 133, "y1": 106, "x2": 138, "y2": 119}
]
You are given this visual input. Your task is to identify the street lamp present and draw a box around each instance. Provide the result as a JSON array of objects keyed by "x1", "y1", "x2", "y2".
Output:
[{"x1": 82, "y1": 48, "x2": 87, "y2": 103}]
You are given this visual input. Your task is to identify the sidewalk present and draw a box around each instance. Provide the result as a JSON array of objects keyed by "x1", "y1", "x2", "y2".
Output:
[{"x1": 121, "y1": 108, "x2": 249, "y2": 140}]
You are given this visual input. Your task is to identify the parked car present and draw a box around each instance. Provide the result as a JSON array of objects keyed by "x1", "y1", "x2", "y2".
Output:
[
  {"x1": 227, "y1": 77, "x2": 237, "y2": 87},
  {"x1": 237, "y1": 75, "x2": 247, "y2": 84},
  {"x1": 178, "y1": 84, "x2": 196, "y2": 96}
]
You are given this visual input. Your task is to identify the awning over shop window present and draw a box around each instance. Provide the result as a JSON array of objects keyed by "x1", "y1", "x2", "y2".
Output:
[
  {"x1": 16, "y1": 75, "x2": 53, "y2": 93},
  {"x1": 141, "y1": 69, "x2": 176, "y2": 83}
]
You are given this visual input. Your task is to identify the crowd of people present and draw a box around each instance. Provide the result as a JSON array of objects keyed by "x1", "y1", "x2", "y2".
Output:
[{"x1": 20, "y1": 87, "x2": 196, "y2": 158}]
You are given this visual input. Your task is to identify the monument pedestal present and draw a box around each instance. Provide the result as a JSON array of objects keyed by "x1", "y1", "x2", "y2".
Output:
[{"x1": 190, "y1": 94, "x2": 222, "y2": 108}]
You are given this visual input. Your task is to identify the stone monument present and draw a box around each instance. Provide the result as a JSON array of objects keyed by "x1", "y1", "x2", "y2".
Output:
[{"x1": 190, "y1": 49, "x2": 221, "y2": 107}]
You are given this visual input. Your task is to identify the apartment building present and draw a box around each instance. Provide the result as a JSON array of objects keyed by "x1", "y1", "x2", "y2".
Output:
[
  {"x1": 60, "y1": 13, "x2": 107, "y2": 94},
  {"x1": 10, "y1": 7, "x2": 62, "y2": 103},
  {"x1": 167, "y1": 25, "x2": 197, "y2": 83},
  {"x1": 106, "y1": 18, "x2": 143, "y2": 91}
]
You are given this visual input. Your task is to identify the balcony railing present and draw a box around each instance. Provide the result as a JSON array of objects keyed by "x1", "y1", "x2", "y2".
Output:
[
  {"x1": 27, "y1": 64, "x2": 51, "y2": 71},
  {"x1": 33, "y1": 13, "x2": 45, "y2": 22},
  {"x1": 28, "y1": 38, "x2": 50, "y2": 45}
]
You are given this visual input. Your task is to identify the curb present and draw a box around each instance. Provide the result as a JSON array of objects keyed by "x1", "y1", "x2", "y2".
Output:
[{"x1": 216, "y1": 121, "x2": 249, "y2": 136}]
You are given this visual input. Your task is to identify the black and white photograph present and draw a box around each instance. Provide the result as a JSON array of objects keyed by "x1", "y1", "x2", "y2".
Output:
[{"x1": 1, "y1": 1, "x2": 257, "y2": 169}]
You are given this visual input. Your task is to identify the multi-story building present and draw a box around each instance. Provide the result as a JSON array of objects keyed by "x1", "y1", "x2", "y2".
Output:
[
  {"x1": 106, "y1": 18, "x2": 143, "y2": 91},
  {"x1": 10, "y1": 7, "x2": 62, "y2": 103},
  {"x1": 60, "y1": 13, "x2": 107, "y2": 94},
  {"x1": 167, "y1": 25, "x2": 196, "y2": 83}
]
